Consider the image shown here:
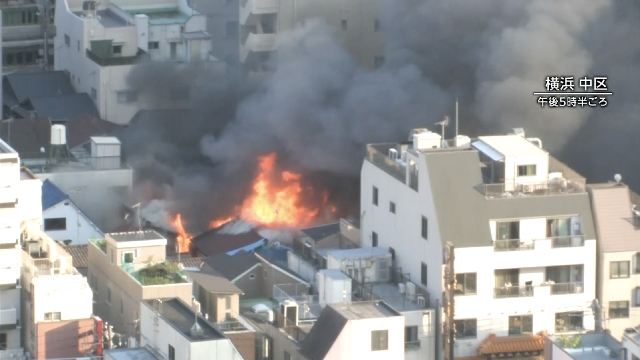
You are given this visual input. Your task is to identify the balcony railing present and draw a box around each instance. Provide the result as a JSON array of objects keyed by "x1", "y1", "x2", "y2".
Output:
[
  {"x1": 494, "y1": 285, "x2": 534, "y2": 299},
  {"x1": 483, "y1": 178, "x2": 586, "y2": 199},
  {"x1": 494, "y1": 239, "x2": 534, "y2": 252},
  {"x1": 405, "y1": 340, "x2": 421, "y2": 349},
  {"x1": 549, "y1": 235, "x2": 584, "y2": 248},
  {"x1": 550, "y1": 282, "x2": 584, "y2": 295}
]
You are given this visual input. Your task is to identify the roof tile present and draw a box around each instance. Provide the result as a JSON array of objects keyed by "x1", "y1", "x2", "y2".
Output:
[
  {"x1": 62, "y1": 245, "x2": 89, "y2": 269},
  {"x1": 477, "y1": 333, "x2": 545, "y2": 355}
]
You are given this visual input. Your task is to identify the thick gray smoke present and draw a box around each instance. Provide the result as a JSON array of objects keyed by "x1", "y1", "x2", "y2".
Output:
[{"x1": 121, "y1": 0, "x2": 640, "y2": 233}]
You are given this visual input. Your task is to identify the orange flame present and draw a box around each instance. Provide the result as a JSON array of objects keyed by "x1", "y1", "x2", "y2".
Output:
[
  {"x1": 240, "y1": 153, "x2": 319, "y2": 227},
  {"x1": 172, "y1": 214, "x2": 192, "y2": 253},
  {"x1": 209, "y1": 217, "x2": 235, "y2": 229}
]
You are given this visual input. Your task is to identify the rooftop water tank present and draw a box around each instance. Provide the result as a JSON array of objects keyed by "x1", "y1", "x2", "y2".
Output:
[{"x1": 50, "y1": 125, "x2": 67, "y2": 145}]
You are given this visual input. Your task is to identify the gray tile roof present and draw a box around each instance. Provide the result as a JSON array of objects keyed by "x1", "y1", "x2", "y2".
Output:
[
  {"x1": 301, "y1": 222, "x2": 340, "y2": 242},
  {"x1": 142, "y1": 298, "x2": 225, "y2": 341},
  {"x1": 299, "y1": 306, "x2": 348, "y2": 360},
  {"x1": 423, "y1": 150, "x2": 596, "y2": 248},
  {"x1": 202, "y1": 251, "x2": 260, "y2": 282},
  {"x1": 588, "y1": 184, "x2": 640, "y2": 253},
  {"x1": 30, "y1": 93, "x2": 100, "y2": 121},
  {"x1": 187, "y1": 268, "x2": 243, "y2": 295},
  {"x1": 5, "y1": 71, "x2": 75, "y2": 103}
]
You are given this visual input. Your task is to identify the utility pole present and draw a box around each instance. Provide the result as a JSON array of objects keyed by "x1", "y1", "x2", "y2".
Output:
[
  {"x1": 591, "y1": 299, "x2": 602, "y2": 333},
  {"x1": 443, "y1": 242, "x2": 455, "y2": 360}
]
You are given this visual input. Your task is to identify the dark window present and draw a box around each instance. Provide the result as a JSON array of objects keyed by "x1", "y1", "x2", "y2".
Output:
[
  {"x1": 454, "y1": 319, "x2": 477, "y2": 339},
  {"x1": 226, "y1": 21, "x2": 239, "y2": 37},
  {"x1": 112, "y1": 45, "x2": 122, "y2": 55},
  {"x1": 421, "y1": 262, "x2": 427, "y2": 286},
  {"x1": 508, "y1": 315, "x2": 533, "y2": 335},
  {"x1": 372, "y1": 186, "x2": 378, "y2": 206},
  {"x1": 123, "y1": 252, "x2": 134, "y2": 264},
  {"x1": 374, "y1": 56, "x2": 385, "y2": 69},
  {"x1": 44, "y1": 312, "x2": 61, "y2": 321},
  {"x1": 374, "y1": 18, "x2": 380, "y2": 32},
  {"x1": 91, "y1": 87, "x2": 97, "y2": 100},
  {"x1": 148, "y1": 41, "x2": 160, "y2": 49},
  {"x1": 77, "y1": 40, "x2": 80, "y2": 51},
  {"x1": 421, "y1": 216, "x2": 428, "y2": 239},
  {"x1": 454, "y1": 273, "x2": 477, "y2": 295},
  {"x1": 372, "y1": 232, "x2": 378, "y2": 247},
  {"x1": 44, "y1": 218, "x2": 66, "y2": 231},
  {"x1": 389, "y1": 201, "x2": 396, "y2": 214},
  {"x1": 117, "y1": 91, "x2": 138, "y2": 103},
  {"x1": 284, "y1": 351, "x2": 291, "y2": 360},
  {"x1": 405, "y1": 325, "x2": 418, "y2": 347},
  {"x1": 107, "y1": 287, "x2": 112, "y2": 304},
  {"x1": 65, "y1": 34, "x2": 70, "y2": 46},
  {"x1": 6, "y1": 54, "x2": 13, "y2": 65},
  {"x1": 371, "y1": 330, "x2": 388, "y2": 351},
  {"x1": 496, "y1": 221, "x2": 519, "y2": 240},
  {"x1": 609, "y1": 301, "x2": 630, "y2": 319},
  {"x1": 517, "y1": 165, "x2": 536, "y2": 176},
  {"x1": 225, "y1": 296, "x2": 231, "y2": 310},
  {"x1": 555, "y1": 312, "x2": 583, "y2": 332},
  {"x1": 25, "y1": 52, "x2": 33, "y2": 63},
  {"x1": 168, "y1": 345, "x2": 175, "y2": 360},
  {"x1": 611, "y1": 261, "x2": 630, "y2": 278},
  {"x1": 341, "y1": 20, "x2": 347, "y2": 30},
  {"x1": 0, "y1": 333, "x2": 6, "y2": 350},
  {"x1": 633, "y1": 253, "x2": 640, "y2": 274},
  {"x1": 22, "y1": 11, "x2": 26, "y2": 24}
]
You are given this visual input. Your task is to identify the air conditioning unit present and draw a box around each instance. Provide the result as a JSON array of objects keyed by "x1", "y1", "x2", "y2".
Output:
[{"x1": 417, "y1": 295, "x2": 426, "y2": 308}]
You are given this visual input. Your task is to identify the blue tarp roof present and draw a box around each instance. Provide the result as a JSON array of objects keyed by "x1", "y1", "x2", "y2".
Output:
[{"x1": 41, "y1": 179, "x2": 69, "y2": 210}]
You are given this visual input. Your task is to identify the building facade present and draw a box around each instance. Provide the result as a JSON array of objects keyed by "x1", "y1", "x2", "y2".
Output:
[
  {"x1": 360, "y1": 129, "x2": 597, "y2": 358},
  {"x1": 54, "y1": 0, "x2": 219, "y2": 124},
  {"x1": 588, "y1": 183, "x2": 640, "y2": 339}
]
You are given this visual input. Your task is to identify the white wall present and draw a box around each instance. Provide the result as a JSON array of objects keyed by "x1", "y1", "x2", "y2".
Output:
[
  {"x1": 43, "y1": 201, "x2": 104, "y2": 245},
  {"x1": 139, "y1": 303, "x2": 243, "y2": 360},
  {"x1": 550, "y1": 342, "x2": 574, "y2": 360},
  {"x1": 623, "y1": 335, "x2": 640, "y2": 360},
  {"x1": 360, "y1": 156, "x2": 444, "y2": 306},
  {"x1": 325, "y1": 315, "x2": 405, "y2": 360},
  {"x1": 503, "y1": 154, "x2": 549, "y2": 191},
  {"x1": 32, "y1": 275, "x2": 93, "y2": 322},
  {"x1": 18, "y1": 176, "x2": 43, "y2": 227},
  {"x1": 317, "y1": 272, "x2": 351, "y2": 306},
  {"x1": 601, "y1": 251, "x2": 640, "y2": 339},
  {"x1": 404, "y1": 310, "x2": 436, "y2": 360},
  {"x1": 287, "y1": 252, "x2": 316, "y2": 284}
]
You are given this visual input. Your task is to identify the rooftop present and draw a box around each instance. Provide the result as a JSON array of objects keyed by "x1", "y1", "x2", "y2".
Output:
[
  {"x1": 62, "y1": 244, "x2": 89, "y2": 269},
  {"x1": 549, "y1": 332, "x2": 623, "y2": 360},
  {"x1": 186, "y1": 268, "x2": 243, "y2": 295},
  {"x1": 42, "y1": 179, "x2": 70, "y2": 210},
  {"x1": 588, "y1": 183, "x2": 640, "y2": 252},
  {"x1": 475, "y1": 135, "x2": 548, "y2": 158},
  {"x1": 104, "y1": 346, "x2": 161, "y2": 360},
  {"x1": 319, "y1": 269, "x2": 350, "y2": 281},
  {"x1": 192, "y1": 224, "x2": 265, "y2": 257},
  {"x1": 0, "y1": 139, "x2": 18, "y2": 154},
  {"x1": 327, "y1": 246, "x2": 390, "y2": 260},
  {"x1": 124, "y1": 7, "x2": 190, "y2": 25},
  {"x1": 107, "y1": 230, "x2": 165, "y2": 242},
  {"x1": 301, "y1": 222, "x2": 340, "y2": 242},
  {"x1": 202, "y1": 251, "x2": 260, "y2": 282},
  {"x1": 479, "y1": 333, "x2": 545, "y2": 356},
  {"x1": 371, "y1": 282, "x2": 429, "y2": 311},
  {"x1": 331, "y1": 301, "x2": 401, "y2": 319},
  {"x1": 143, "y1": 298, "x2": 225, "y2": 342}
]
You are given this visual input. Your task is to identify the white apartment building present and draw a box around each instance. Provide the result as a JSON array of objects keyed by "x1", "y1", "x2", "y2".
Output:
[
  {"x1": 623, "y1": 330, "x2": 640, "y2": 360},
  {"x1": 588, "y1": 183, "x2": 640, "y2": 339},
  {"x1": 239, "y1": 0, "x2": 384, "y2": 78},
  {"x1": 54, "y1": 0, "x2": 220, "y2": 124},
  {"x1": 360, "y1": 128, "x2": 597, "y2": 358},
  {"x1": 138, "y1": 298, "x2": 244, "y2": 360}
]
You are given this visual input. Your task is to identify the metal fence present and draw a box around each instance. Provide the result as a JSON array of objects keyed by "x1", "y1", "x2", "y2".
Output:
[
  {"x1": 483, "y1": 178, "x2": 586, "y2": 198},
  {"x1": 494, "y1": 285, "x2": 534, "y2": 299}
]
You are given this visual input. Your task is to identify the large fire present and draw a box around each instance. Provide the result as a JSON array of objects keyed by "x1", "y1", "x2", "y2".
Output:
[
  {"x1": 172, "y1": 214, "x2": 192, "y2": 253},
  {"x1": 209, "y1": 216, "x2": 235, "y2": 229}
]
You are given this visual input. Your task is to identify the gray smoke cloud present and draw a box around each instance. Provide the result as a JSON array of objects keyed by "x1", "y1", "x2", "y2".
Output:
[{"x1": 120, "y1": 0, "x2": 640, "y2": 233}]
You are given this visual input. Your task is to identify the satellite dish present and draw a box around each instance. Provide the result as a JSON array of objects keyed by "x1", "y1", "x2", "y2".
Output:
[{"x1": 614, "y1": 174, "x2": 622, "y2": 183}]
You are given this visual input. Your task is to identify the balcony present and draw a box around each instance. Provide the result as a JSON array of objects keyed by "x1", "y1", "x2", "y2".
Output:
[
  {"x1": 405, "y1": 340, "x2": 421, "y2": 349},
  {"x1": 240, "y1": 0, "x2": 277, "y2": 25},
  {"x1": 0, "y1": 308, "x2": 17, "y2": 329},
  {"x1": 0, "y1": 268, "x2": 16, "y2": 286},
  {"x1": 549, "y1": 235, "x2": 584, "y2": 248},
  {"x1": 550, "y1": 282, "x2": 583, "y2": 295},
  {"x1": 493, "y1": 235, "x2": 585, "y2": 252},
  {"x1": 494, "y1": 285, "x2": 534, "y2": 299},
  {"x1": 494, "y1": 239, "x2": 534, "y2": 252},
  {"x1": 483, "y1": 178, "x2": 586, "y2": 199},
  {"x1": 240, "y1": 33, "x2": 277, "y2": 63}
]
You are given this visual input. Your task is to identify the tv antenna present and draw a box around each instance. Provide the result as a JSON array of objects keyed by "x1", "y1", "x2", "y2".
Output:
[
  {"x1": 131, "y1": 203, "x2": 142, "y2": 234},
  {"x1": 435, "y1": 116, "x2": 450, "y2": 147}
]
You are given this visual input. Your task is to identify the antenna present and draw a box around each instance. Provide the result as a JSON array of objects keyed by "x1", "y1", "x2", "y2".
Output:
[
  {"x1": 132, "y1": 203, "x2": 142, "y2": 233},
  {"x1": 190, "y1": 298, "x2": 203, "y2": 336},
  {"x1": 435, "y1": 116, "x2": 449, "y2": 147}
]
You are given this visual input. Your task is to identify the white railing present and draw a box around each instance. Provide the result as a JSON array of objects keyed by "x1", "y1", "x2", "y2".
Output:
[
  {"x1": 240, "y1": 33, "x2": 277, "y2": 63},
  {"x1": 493, "y1": 235, "x2": 585, "y2": 252},
  {"x1": 483, "y1": 178, "x2": 586, "y2": 198},
  {"x1": 0, "y1": 308, "x2": 17, "y2": 326}
]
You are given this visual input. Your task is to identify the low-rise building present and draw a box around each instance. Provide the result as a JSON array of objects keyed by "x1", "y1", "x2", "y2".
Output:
[
  {"x1": 546, "y1": 332, "x2": 623, "y2": 360},
  {"x1": 622, "y1": 329, "x2": 640, "y2": 360},
  {"x1": 88, "y1": 230, "x2": 193, "y2": 337}
]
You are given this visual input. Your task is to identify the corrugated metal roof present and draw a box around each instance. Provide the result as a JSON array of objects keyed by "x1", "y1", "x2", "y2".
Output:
[
  {"x1": 588, "y1": 184, "x2": 640, "y2": 252},
  {"x1": 5, "y1": 71, "x2": 75, "y2": 103},
  {"x1": 30, "y1": 93, "x2": 100, "y2": 121}
]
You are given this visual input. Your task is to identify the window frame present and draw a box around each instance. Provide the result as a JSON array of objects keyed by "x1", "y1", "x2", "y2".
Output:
[
  {"x1": 454, "y1": 273, "x2": 477, "y2": 296},
  {"x1": 609, "y1": 301, "x2": 630, "y2": 319},
  {"x1": 44, "y1": 218, "x2": 67, "y2": 231},
  {"x1": 421, "y1": 262, "x2": 427, "y2": 286},
  {"x1": 610, "y1": 261, "x2": 630, "y2": 279},
  {"x1": 389, "y1": 201, "x2": 396, "y2": 214},
  {"x1": 148, "y1": 41, "x2": 160, "y2": 50},
  {"x1": 405, "y1": 325, "x2": 419, "y2": 346},
  {"x1": 64, "y1": 34, "x2": 70, "y2": 47},
  {"x1": 44, "y1": 312, "x2": 61, "y2": 321},
  {"x1": 122, "y1": 251, "x2": 135, "y2": 264},
  {"x1": 421, "y1": 216, "x2": 428, "y2": 239},
  {"x1": 372, "y1": 186, "x2": 378, "y2": 206},
  {"x1": 112, "y1": 45, "x2": 123, "y2": 56},
  {"x1": 517, "y1": 164, "x2": 537, "y2": 176},
  {"x1": 454, "y1": 319, "x2": 477, "y2": 339},
  {"x1": 371, "y1": 330, "x2": 389, "y2": 351},
  {"x1": 168, "y1": 345, "x2": 175, "y2": 360},
  {"x1": 555, "y1": 312, "x2": 583, "y2": 332},
  {"x1": 508, "y1": 315, "x2": 533, "y2": 335},
  {"x1": 372, "y1": 231, "x2": 378, "y2": 247}
]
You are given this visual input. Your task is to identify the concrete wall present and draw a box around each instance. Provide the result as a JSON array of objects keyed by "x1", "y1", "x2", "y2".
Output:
[
  {"x1": 227, "y1": 332, "x2": 256, "y2": 360},
  {"x1": 194, "y1": 287, "x2": 241, "y2": 323},
  {"x1": 35, "y1": 318, "x2": 95, "y2": 360},
  {"x1": 43, "y1": 201, "x2": 104, "y2": 245},
  {"x1": 601, "y1": 251, "x2": 640, "y2": 339},
  {"x1": 250, "y1": 321, "x2": 305, "y2": 360},
  {"x1": 31, "y1": 275, "x2": 93, "y2": 322},
  {"x1": 403, "y1": 310, "x2": 436, "y2": 360},
  {"x1": 194, "y1": 0, "x2": 240, "y2": 64},
  {"x1": 257, "y1": 255, "x2": 308, "y2": 299},
  {"x1": 623, "y1": 334, "x2": 640, "y2": 360},
  {"x1": 503, "y1": 153, "x2": 550, "y2": 192},
  {"x1": 286, "y1": 252, "x2": 315, "y2": 285},
  {"x1": 325, "y1": 315, "x2": 405, "y2": 359},
  {"x1": 232, "y1": 265, "x2": 263, "y2": 299}
]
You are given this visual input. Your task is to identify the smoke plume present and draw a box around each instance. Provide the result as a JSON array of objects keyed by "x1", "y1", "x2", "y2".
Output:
[{"x1": 120, "y1": 0, "x2": 640, "y2": 233}]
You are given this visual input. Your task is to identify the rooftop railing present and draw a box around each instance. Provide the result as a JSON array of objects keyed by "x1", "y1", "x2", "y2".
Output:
[
  {"x1": 86, "y1": 49, "x2": 149, "y2": 66},
  {"x1": 120, "y1": 261, "x2": 189, "y2": 286},
  {"x1": 494, "y1": 285, "x2": 534, "y2": 299},
  {"x1": 483, "y1": 178, "x2": 586, "y2": 199},
  {"x1": 366, "y1": 144, "x2": 406, "y2": 184},
  {"x1": 24, "y1": 156, "x2": 129, "y2": 173}
]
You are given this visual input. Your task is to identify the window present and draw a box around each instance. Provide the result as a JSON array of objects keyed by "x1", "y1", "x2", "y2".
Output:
[
  {"x1": 374, "y1": 18, "x2": 380, "y2": 32},
  {"x1": 374, "y1": 56, "x2": 385, "y2": 69},
  {"x1": 454, "y1": 319, "x2": 477, "y2": 339},
  {"x1": 5, "y1": 54, "x2": 13, "y2": 65},
  {"x1": 421, "y1": 262, "x2": 427, "y2": 286},
  {"x1": 496, "y1": 221, "x2": 519, "y2": 240},
  {"x1": 0, "y1": 333, "x2": 6, "y2": 350},
  {"x1": 517, "y1": 165, "x2": 536, "y2": 176},
  {"x1": 112, "y1": 45, "x2": 122, "y2": 55},
  {"x1": 16, "y1": 53, "x2": 23, "y2": 64},
  {"x1": 371, "y1": 330, "x2": 388, "y2": 351},
  {"x1": 389, "y1": 247, "x2": 395, "y2": 260},
  {"x1": 91, "y1": 87, "x2": 97, "y2": 100},
  {"x1": 25, "y1": 52, "x2": 33, "y2": 63},
  {"x1": 65, "y1": 34, "x2": 70, "y2": 46},
  {"x1": 226, "y1": 21, "x2": 239, "y2": 37},
  {"x1": 633, "y1": 253, "x2": 640, "y2": 274},
  {"x1": 341, "y1": 20, "x2": 347, "y2": 30},
  {"x1": 372, "y1": 186, "x2": 378, "y2": 206},
  {"x1": 389, "y1": 201, "x2": 396, "y2": 214},
  {"x1": 122, "y1": 252, "x2": 135, "y2": 264},
  {"x1": 284, "y1": 351, "x2": 291, "y2": 360},
  {"x1": 249, "y1": 273, "x2": 256, "y2": 279},
  {"x1": 508, "y1": 315, "x2": 533, "y2": 335},
  {"x1": 120, "y1": 298, "x2": 124, "y2": 315},
  {"x1": 117, "y1": 91, "x2": 138, "y2": 103},
  {"x1": 44, "y1": 218, "x2": 66, "y2": 231},
  {"x1": 148, "y1": 41, "x2": 160, "y2": 50},
  {"x1": 168, "y1": 345, "x2": 175, "y2": 360},
  {"x1": 421, "y1": 216, "x2": 428, "y2": 239},
  {"x1": 405, "y1": 326, "x2": 419, "y2": 347},
  {"x1": 372, "y1": 232, "x2": 378, "y2": 247},
  {"x1": 77, "y1": 40, "x2": 80, "y2": 51},
  {"x1": 455, "y1": 273, "x2": 477, "y2": 295},
  {"x1": 107, "y1": 287, "x2": 112, "y2": 304},
  {"x1": 611, "y1": 261, "x2": 630, "y2": 278},
  {"x1": 264, "y1": 270, "x2": 267, "y2": 279},
  {"x1": 44, "y1": 312, "x2": 61, "y2": 321},
  {"x1": 609, "y1": 301, "x2": 630, "y2": 319},
  {"x1": 634, "y1": 287, "x2": 640, "y2": 307},
  {"x1": 555, "y1": 312, "x2": 583, "y2": 332}
]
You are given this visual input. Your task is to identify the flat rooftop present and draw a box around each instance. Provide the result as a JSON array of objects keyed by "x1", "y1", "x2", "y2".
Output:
[
  {"x1": 144, "y1": 298, "x2": 225, "y2": 342},
  {"x1": 107, "y1": 230, "x2": 165, "y2": 242},
  {"x1": 372, "y1": 282, "x2": 428, "y2": 312},
  {"x1": 73, "y1": 10, "x2": 129, "y2": 28},
  {"x1": 550, "y1": 332, "x2": 623, "y2": 360},
  {"x1": 475, "y1": 135, "x2": 547, "y2": 157},
  {"x1": 331, "y1": 301, "x2": 400, "y2": 319},
  {"x1": 105, "y1": 346, "x2": 160, "y2": 360},
  {"x1": 123, "y1": 7, "x2": 190, "y2": 25}
]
